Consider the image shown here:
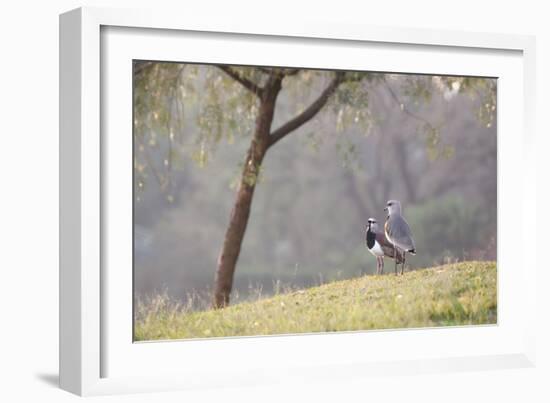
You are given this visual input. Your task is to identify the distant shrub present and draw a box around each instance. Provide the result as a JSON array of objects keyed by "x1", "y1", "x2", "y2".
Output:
[{"x1": 406, "y1": 194, "x2": 496, "y2": 266}]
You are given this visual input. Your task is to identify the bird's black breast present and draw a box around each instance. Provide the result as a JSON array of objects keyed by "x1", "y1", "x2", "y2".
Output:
[{"x1": 366, "y1": 230, "x2": 376, "y2": 249}]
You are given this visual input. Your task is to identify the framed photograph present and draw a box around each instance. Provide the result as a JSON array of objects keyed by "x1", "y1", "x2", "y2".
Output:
[{"x1": 60, "y1": 7, "x2": 537, "y2": 396}]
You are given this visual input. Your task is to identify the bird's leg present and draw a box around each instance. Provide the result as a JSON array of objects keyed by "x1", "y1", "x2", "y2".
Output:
[
  {"x1": 380, "y1": 257, "x2": 384, "y2": 275},
  {"x1": 394, "y1": 246, "x2": 398, "y2": 275},
  {"x1": 401, "y1": 253, "x2": 406, "y2": 275}
]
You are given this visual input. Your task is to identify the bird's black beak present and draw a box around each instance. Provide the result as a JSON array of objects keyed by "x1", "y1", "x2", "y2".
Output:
[{"x1": 383, "y1": 207, "x2": 388, "y2": 212}]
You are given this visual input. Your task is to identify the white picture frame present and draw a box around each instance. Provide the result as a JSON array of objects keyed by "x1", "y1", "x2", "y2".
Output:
[{"x1": 59, "y1": 6, "x2": 537, "y2": 396}]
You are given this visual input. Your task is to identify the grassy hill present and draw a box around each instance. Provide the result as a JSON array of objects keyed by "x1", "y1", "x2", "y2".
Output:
[{"x1": 134, "y1": 261, "x2": 497, "y2": 341}]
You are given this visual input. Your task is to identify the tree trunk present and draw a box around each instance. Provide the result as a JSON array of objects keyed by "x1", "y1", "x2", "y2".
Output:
[{"x1": 213, "y1": 81, "x2": 281, "y2": 308}]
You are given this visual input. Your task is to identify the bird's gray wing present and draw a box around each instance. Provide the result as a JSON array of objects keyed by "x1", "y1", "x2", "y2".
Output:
[
  {"x1": 376, "y1": 231, "x2": 404, "y2": 262},
  {"x1": 385, "y1": 215, "x2": 415, "y2": 251}
]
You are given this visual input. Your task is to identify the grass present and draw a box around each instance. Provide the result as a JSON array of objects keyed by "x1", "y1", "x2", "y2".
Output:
[{"x1": 134, "y1": 261, "x2": 497, "y2": 341}]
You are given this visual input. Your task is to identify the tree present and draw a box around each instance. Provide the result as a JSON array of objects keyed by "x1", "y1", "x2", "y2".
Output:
[
  {"x1": 133, "y1": 62, "x2": 496, "y2": 308},
  {"x1": 212, "y1": 67, "x2": 351, "y2": 308}
]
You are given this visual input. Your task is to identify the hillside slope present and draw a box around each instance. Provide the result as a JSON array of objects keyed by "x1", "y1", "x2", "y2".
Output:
[{"x1": 135, "y1": 261, "x2": 497, "y2": 341}]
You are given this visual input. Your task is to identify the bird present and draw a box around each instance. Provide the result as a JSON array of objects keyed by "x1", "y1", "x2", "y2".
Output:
[
  {"x1": 365, "y1": 218, "x2": 404, "y2": 274},
  {"x1": 384, "y1": 200, "x2": 416, "y2": 275}
]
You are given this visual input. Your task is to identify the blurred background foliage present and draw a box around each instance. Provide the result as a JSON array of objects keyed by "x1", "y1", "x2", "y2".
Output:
[{"x1": 133, "y1": 62, "x2": 497, "y2": 309}]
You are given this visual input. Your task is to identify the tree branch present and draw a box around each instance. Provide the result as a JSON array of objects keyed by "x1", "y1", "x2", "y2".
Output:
[
  {"x1": 268, "y1": 73, "x2": 344, "y2": 148},
  {"x1": 257, "y1": 67, "x2": 274, "y2": 75},
  {"x1": 281, "y1": 68, "x2": 301, "y2": 76},
  {"x1": 382, "y1": 77, "x2": 434, "y2": 129},
  {"x1": 260, "y1": 67, "x2": 301, "y2": 78},
  {"x1": 217, "y1": 65, "x2": 263, "y2": 96},
  {"x1": 133, "y1": 61, "x2": 154, "y2": 76}
]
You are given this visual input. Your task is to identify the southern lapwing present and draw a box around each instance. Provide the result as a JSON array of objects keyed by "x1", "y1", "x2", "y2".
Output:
[
  {"x1": 366, "y1": 218, "x2": 404, "y2": 274},
  {"x1": 384, "y1": 200, "x2": 416, "y2": 275}
]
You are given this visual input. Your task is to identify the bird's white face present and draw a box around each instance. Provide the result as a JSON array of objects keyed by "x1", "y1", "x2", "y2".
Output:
[
  {"x1": 367, "y1": 219, "x2": 378, "y2": 232},
  {"x1": 384, "y1": 200, "x2": 401, "y2": 215}
]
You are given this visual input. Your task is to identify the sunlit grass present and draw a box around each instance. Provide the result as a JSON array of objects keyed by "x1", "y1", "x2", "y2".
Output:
[{"x1": 134, "y1": 261, "x2": 496, "y2": 341}]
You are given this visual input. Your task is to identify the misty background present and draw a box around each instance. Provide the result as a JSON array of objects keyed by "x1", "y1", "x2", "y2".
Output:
[{"x1": 134, "y1": 65, "x2": 497, "y2": 309}]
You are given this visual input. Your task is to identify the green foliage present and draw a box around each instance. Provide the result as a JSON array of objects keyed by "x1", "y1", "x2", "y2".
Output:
[
  {"x1": 406, "y1": 196, "x2": 492, "y2": 267},
  {"x1": 196, "y1": 68, "x2": 259, "y2": 152},
  {"x1": 395, "y1": 75, "x2": 496, "y2": 160},
  {"x1": 401, "y1": 75, "x2": 433, "y2": 105},
  {"x1": 436, "y1": 76, "x2": 497, "y2": 127},
  {"x1": 134, "y1": 63, "x2": 260, "y2": 175},
  {"x1": 133, "y1": 63, "x2": 496, "y2": 200},
  {"x1": 331, "y1": 76, "x2": 372, "y2": 134},
  {"x1": 134, "y1": 261, "x2": 497, "y2": 340},
  {"x1": 134, "y1": 62, "x2": 185, "y2": 140}
]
